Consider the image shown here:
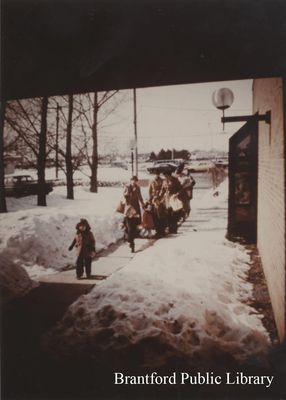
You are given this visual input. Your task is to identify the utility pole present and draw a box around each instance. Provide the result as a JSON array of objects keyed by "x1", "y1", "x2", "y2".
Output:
[
  {"x1": 133, "y1": 88, "x2": 138, "y2": 176},
  {"x1": 131, "y1": 148, "x2": 134, "y2": 176}
]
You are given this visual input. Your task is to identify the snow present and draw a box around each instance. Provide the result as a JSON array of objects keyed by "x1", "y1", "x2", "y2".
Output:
[
  {"x1": 43, "y1": 179, "x2": 270, "y2": 370},
  {"x1": 0, "y1": 253, "x2": 37, "y2": 304},
  {"x1": 1, "y1": 164, "x2": 154, "y2": 281},
  {"x1": 0, "y1": 186, "x2": 125, "y2": 279},
  {"x1": 0, "y1": 168, "x2": 271, "y2": 368},
  {"x1": 13, "y1": 164, "x2": 151, "y2": 185},
  {"x1": 1, "y1": 165, "x2": 151, "y2": 301}
]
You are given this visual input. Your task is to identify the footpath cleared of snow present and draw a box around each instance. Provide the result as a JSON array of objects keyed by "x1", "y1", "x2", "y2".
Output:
[
  {"x1": 0, "y1": 186, "x2": 125, "y2": 278},
  {"x1": 43, "y1": 180, "x2": 270, "y2": 370}
]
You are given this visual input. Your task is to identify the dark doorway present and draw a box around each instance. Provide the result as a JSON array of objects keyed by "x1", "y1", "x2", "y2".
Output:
[{"x1": 227, "y1": 116, "x2": 258, "y2": 243}]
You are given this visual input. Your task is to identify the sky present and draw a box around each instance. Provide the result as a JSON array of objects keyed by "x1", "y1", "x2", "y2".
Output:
[{"x1": 97, "y1": 79, "x2": 253, "y2": 155}]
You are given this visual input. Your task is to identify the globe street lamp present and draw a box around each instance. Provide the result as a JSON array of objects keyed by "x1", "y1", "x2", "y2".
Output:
[
  {"x1": 212, "y1": 88, "x2": 234, "y2": 131},
  {"x1": 212, "y1": 88, "x2": 271, "y2": 129}
]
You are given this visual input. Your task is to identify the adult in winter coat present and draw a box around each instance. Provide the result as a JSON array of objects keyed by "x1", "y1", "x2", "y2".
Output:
[
  {"x1": 160, "y1": 170, "x2": 183, "y2": 233},
  {"x1": 124, "y1": 176, "x2": 144, "y2": 217},
  {"x1": 69, "y1": 218, "x2": 96, "y2": 279},
  {"x1": 149, "y1": 172, "x2": 163, "y2": 201},
  {"x1": 177, "y1": 168, "x2": 196, "y2": 219},
  {"x1": 123, "y1": 176, "x2": 144, "y2": 252},
  {"x1": 148, "y1": 172, "x2": 167, "y2": 237}
]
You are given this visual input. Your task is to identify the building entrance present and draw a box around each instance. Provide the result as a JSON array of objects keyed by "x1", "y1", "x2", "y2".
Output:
[{"x1": 228, "y1": 116, "x2": 258, "y2": 243}]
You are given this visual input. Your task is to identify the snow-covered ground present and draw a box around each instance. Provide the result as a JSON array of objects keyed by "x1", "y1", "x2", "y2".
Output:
[
  {"x1": 0, "y1": 167, "x2": 209, "y2": 280},
  {"x1": 0, "y1": 168, "x2": 271, "y2": 368},
  {"x1": 43, "y1": 178, "x2": 270, "y2": 370},
  {"x1": 11, "y1": 164, "x2": 151, "y2": 185},
  {"x1": 0, "y1": 164, "x2": 156, "y2": 280},
  {"x1": 0, "y1": 186, "x2": 126, "y2": 278}
]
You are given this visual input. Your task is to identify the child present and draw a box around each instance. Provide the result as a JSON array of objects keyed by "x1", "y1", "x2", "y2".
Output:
[
  {"x1": 123, "y1": 204, "x2": 139, "y2": 253},
  {"x1": 69, "y1": 218, "x2": 96, "y2": 279},
  {"x1": 141, "y1": 201, "x2": 155, "y2": 238}
]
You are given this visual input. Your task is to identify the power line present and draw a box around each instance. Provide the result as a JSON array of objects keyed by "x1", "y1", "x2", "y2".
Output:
[
  {"x1": 139, "y1": 104, "x2": 251, "y2": 112},
  {"x1": 98, "y1": 132, "x2": 231, "y2": 139}
]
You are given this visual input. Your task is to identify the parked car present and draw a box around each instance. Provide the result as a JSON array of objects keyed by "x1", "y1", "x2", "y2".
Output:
[
  {"x1": 214, "y1": 159, "x2": 228, "y2": 169},
  {"x1": 186, "y1": 161, "x2": 215, "y2": 173},
  {"x1": 147, "y1": 159, "x2": 184, "y2": 174},
  {"x1": 4, "y1": 175, "x2": 53, "y2": 197}
]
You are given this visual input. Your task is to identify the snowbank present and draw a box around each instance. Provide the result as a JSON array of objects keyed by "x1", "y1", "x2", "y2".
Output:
[
  {"x1": 0, "y1": 186, "x2": 125, "y2": 278},
  {"x1": 0, "y1": 254, "x2": 36, "y2": 304},
  {"x1": 197, "y1": 178, "x2": 229, "y2": 209},
  {"x1": 43, "y1": 180, "x2": 270, "y2": 370}
]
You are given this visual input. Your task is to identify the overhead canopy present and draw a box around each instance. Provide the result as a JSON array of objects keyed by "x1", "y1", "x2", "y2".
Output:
[{"x1": 2, "y1": 0, "x2": 286, "y2": 100}]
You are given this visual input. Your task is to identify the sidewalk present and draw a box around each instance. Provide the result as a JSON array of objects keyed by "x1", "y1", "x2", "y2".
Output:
[{"x1": 39, "y1": 238, "x2": 155, "y2": 285}]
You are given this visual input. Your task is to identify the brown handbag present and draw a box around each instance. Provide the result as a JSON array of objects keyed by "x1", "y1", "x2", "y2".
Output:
[{"x1": 116, "y1": 200, "x2": 125, "y2": 214}]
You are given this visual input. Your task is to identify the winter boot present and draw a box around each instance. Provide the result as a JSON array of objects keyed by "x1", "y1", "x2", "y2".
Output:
[{"x1": 130, "y1": 242, "x2": 135, "y2": 253}]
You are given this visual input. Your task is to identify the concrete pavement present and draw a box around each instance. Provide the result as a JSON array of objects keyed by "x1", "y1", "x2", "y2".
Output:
[{"x1": 39, "y1": 238, "x2": 154, "y2": 285}]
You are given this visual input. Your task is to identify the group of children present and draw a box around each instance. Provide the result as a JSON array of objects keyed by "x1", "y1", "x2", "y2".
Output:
[
  {"x1": 69, "y1": 169, "x2": 195, "y2": 278},
  {"x1": 121, "y1": 170, "x2": 195, "y2": 253}
]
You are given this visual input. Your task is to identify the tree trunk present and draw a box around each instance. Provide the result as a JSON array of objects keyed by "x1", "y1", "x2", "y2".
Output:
[
  {"x1": 37, "y1": 97, "x2": 48, "y2": 206},
  {"x1": 66, "y1": 95, "x2": 74, "y2": 199},
  {"x1": 90, "y1": 92, "x2": 98, "y2": 193},
  {"x1": 0, "y1": 99, "x2": 7, "y2": 213}
]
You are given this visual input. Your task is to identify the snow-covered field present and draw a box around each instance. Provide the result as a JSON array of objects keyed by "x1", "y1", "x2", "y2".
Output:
[
  {"x1": 11, "y1": 164, "x2": 151, "y2": 185},
  {"x1": 43, "y1": 179, "x2": 270, "y2": 370}
]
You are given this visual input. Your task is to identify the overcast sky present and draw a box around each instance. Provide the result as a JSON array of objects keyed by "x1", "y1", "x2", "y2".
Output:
[{"x1": 98, "y1": 79, "x2": 253, "y2": 155}]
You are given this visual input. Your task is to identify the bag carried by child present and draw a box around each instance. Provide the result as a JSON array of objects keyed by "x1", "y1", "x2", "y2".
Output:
[
  {"x1": 116, "y1": 200, "x2": 125, "y2": 214},
  {"x1": 169, "y1": 194, "x2": 183, "y2": 212}
]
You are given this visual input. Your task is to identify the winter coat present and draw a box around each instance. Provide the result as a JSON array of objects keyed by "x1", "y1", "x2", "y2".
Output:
[
  {"x1": 159, "y1": 176, "x2": 183, "y2": 210},
  {"x1": 124, "y1": 184, "x2": 144, "y2": 216},
  {"x1": 149, "y1": 176, "x2": 163, "y2": 200},
  {"x1": 160, "y1": 175, "x2": 182, "y2": 196},
  {"x1": 178, "y1": 175, "x2": 196, "y2": 199},
  {"x1": 142, "y1": 209, "x2": 155, "y2": 230},
  {"x1": 70, "y1": 231, "x2": 96, "y2": 257},
  {"x1": 124, "y1": 204, "x2": 140, "y2": 219}
]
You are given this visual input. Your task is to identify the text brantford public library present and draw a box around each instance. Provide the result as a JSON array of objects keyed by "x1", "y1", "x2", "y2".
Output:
[{"x1": 114, "y1": 372, "x2": 274, "y2": 388}]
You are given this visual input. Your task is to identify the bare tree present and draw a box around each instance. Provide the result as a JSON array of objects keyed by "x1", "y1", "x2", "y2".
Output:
[
  {"x1": 66, "y1": 95, "x2": 74, "y2": 199},
  {"x1": 48, "y1": 95, "x2": 86, "y2": 199},
  {"x1": 5, "y1": 97, "x2": 50, "y2": 206},
  {"x1": 38, "y1": 97, "x2": 48, "y2": 206},
  {"x1": 77, "y1": 91, "x2": 129, "y2": 193},
  {"x1": 90, "y1": 92, "x2": 98, "y2": 193},
  {"x1": 0, "y1": 99, "x2": 7, "y2": 213}
]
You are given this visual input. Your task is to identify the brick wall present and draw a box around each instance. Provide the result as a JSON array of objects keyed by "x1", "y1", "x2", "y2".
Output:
[{"x1": 253, "y1": 77, "x2": 285, "y2": 341}]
